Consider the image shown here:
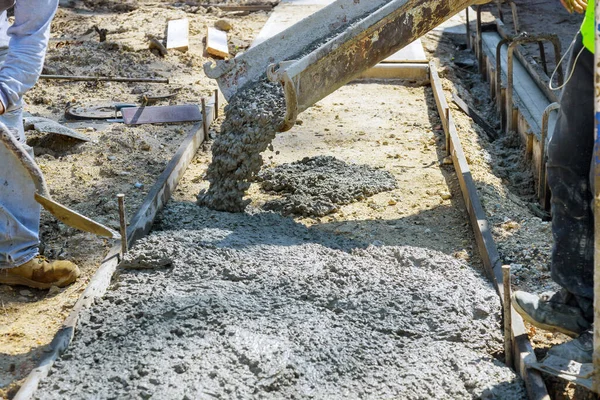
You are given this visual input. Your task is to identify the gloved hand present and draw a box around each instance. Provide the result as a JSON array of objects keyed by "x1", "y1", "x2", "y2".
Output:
[{"x1": 560, "y1": 0, "x2": 587, "y2": 13}]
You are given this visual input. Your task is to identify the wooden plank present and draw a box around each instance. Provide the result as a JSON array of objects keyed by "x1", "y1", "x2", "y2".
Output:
[
  {"x1": 206, "y1": 27, "x2": 229, "y2": 58},
  {"x1": 357, "y1": 63, "x2": 429, "y2": 81},
  {"x1": 430, "y1": 62, "x2": 550, "y2": 400},
  {"x1": 380, "y1": 40, "x2": 428, "y2": 63},
  {"x1": 452, "y1": 92, "x2": 499, "y2": 141},
  {"x1": 166, "y1": 18, "x2": 189, "y2": 52},
  {"x1": 14, "y1": 100, "x2": 216, "y2": 400}
]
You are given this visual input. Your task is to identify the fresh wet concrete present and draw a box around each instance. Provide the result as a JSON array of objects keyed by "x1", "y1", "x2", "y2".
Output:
[
  {"x1": 36, "y1": 203, "x2": 525, "y2": 399},
  {"x1": 259, "y1": 155, "x2": 397, "y2": 217}
]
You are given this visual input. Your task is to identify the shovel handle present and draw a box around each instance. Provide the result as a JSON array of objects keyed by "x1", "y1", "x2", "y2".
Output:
[{"x1": 0, "y1": 123, "x2": 50, "y2": 198}]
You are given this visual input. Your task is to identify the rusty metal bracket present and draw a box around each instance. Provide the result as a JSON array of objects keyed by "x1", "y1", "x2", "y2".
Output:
[
  {"x1": 506, "y1": 33, "x2": 563, "y2": 133},
  {"x1": 465, "y1": 7, "x2": 471, "y2": 49},
  {"x1": 496, "y1": 0, "x2": 520, "y2": 33},
  {"x1": 495, "y1": 37, "x2": 512, "y2": 130},
  {"x1": 494, "y1": 21, "x2": 562, "y2": 102},
  {"x1": 538, "y1": 102, "x2": 560, "y2": 208},
  {"x1": 476, "y1": 5, "x2": 486, "y2": 75}
]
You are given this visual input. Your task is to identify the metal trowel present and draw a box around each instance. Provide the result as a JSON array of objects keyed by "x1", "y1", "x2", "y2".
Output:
[{"x1": 0, "y1": 125, "x2": 121, "y2": 239}]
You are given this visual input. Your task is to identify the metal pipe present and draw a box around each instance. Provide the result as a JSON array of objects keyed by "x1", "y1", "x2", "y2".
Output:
[
  {"x1": 465, "y1": 7, "x2": 471, "y2": 50},
  {"x1": 506, "y1": 34, "x2": 564, "y2": 133},
  {"x1": 495, "y1": 37, "x2": 512, "y2": 131},
  {"x1": 494, "y1": 20, "x2": 562, "y2": 103},
  {"x1": 477, "y1": 5, "x2": 485, "y2": 75},
  {"x1": 508, "y1": 1, "x2": 519, "y2": 33},
  {"x1": 201, "y1": 98, "x2": 209, "y2": 141},
  {"x1": 268, "y1": 0, "x2": 486, "y2": 132},
  {"x1": 538, "y1": 103, "x2": 560, "y2": 207},
  {"x1": 39, "y1": 75, "x2": 169, "y2": 84},
  {"x1": 214, "y1": 89, "x2": 219, "y2": 120}
]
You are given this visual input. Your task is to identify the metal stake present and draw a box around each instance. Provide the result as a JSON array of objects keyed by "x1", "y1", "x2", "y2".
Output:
[
  {"x1": 201, "y1": 98, "x2": 209, "y2": 141},
  {"x1": 502, "y1": 265, "x2": 513, "y2": 368},
  {"x1": 214, "y1": 89, "x2": 219, "y2": 120},
  {"x1": 117, "y1": 194, "x2": 128, "y2": 256},
  {"x1": 445, "y1": 108, "x2": 451, "y2": 156}
]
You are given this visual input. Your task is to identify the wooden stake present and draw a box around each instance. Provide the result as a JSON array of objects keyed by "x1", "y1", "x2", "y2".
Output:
[
  {"x1": 117, "y1": 194, "x2": 128, "y2": 256},
  {"x1": 201, "y1": 98, "x2": 209, "y2": 141},
  {"x1": 502, "y1": 265, "x2": 513, "y2": 368}
]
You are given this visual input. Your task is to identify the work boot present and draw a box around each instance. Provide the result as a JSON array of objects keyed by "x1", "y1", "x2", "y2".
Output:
[
  {"x1": 0, "y1": 256, "x2": 80, "y2": 289},
  {"x1": 547, "y1": 329, "x2": 593, "y2": 364},
  {"x1": 511, "y1": 290, "x2": 591, "y2": 338}
]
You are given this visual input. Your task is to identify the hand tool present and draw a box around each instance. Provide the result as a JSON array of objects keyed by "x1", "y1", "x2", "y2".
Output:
[{"x1": 0, "y1": 125, "x2": 121, "y2": 239}]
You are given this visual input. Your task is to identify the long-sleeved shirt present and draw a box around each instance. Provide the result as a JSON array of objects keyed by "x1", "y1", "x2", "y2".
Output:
[{"x1": 0, "y1": 0, "x2": 58, "y2": 112}]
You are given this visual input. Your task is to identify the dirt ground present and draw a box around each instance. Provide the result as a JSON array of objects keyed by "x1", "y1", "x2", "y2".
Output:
[{"x1": 0, "y1": 0, "x2": 596, "y2": 399}]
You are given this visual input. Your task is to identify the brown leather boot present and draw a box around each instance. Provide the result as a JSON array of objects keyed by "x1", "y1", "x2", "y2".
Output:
[{"x1": 0, "y1": 256, "x2": 80, "y2": 289}]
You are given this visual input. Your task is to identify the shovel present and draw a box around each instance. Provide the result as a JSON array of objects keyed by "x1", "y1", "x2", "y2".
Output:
[{"x1": 0, "y1": 125, "x2": 121, "y2": 239}]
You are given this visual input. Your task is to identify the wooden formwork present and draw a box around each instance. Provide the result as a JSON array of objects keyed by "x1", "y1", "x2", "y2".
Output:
[
  {"x1": 429, "y1": 62, "x2": 550, "y2": 400},
  {"x1": 13, "y1": 99, "x2": 216, "y2": 400},
  {"x1": 475, "y1": 17, "x2": 561, "y2": 210}
]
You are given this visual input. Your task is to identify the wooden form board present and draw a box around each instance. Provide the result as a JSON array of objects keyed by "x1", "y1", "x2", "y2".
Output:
[
  {"x1": 357, "y1": 63, "x2": 429, "y2": 81},
  {"x1": 166, "y1": 18, "x2": 189, "y2": 52},
  {"x1": 429, "y1": 63, "x2": 549, "y2": 400},
  {"x1": 206, "y1": 27, "x2": 229, "y2": 58},
  {"x1": 251, "y1": 0, "x2": 427, "y2": 64}
]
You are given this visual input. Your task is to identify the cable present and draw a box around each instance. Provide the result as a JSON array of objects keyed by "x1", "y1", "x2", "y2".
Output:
[{"x1": 549, "y1": 37, "x2": 586, "y2": 91}]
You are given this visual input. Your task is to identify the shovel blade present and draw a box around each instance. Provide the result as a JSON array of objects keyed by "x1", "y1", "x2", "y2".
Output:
[
  {"x1": 35, "y1": 193, "x2": 121, "y2": 239},
  {"x1": 529, "y1": 355, "x2": 593, "y2": 389}
]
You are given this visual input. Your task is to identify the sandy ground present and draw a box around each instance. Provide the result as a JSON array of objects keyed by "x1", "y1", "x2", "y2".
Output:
[{"x1": 1, "y1": 0, "x2": 597, "y2": 399}]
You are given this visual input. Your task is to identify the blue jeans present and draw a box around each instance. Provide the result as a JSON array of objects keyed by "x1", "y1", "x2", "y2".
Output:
[
  {"x1": 0, "y1": 107, "x2": 40, "y2": 268},
  {"x1": 0, "y1": 0, "x2": 61, "y2": 268},
  {"x1": 547, "y1": 33, "x2": 594, "y2": 320}
]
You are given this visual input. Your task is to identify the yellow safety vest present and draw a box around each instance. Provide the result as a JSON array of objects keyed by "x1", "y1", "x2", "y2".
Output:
[{"x1": 581, "y1": 0, "x2": 595, "y2": 53}]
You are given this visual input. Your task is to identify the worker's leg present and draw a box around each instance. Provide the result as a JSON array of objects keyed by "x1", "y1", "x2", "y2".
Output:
[
  {"x1": 0, "y1": 44, "x2": 40, "y2": 269},
  {"x1": 546, "y1": 32, "x2": 594, "y2": 321}
]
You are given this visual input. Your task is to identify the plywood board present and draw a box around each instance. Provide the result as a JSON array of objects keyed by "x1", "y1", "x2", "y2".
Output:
[
  {"x1": 166, "y1": 18, "x2": 189, "y2": 52},
  {"x1": 206, "y1": 27, "x2": 229, "y2": 58},
  {"x1": 357, "y1": 63, "x2": 429, "y2": 81},
  {"x1": 122, "y1": 104, "x2": 202, "y2": 125}
]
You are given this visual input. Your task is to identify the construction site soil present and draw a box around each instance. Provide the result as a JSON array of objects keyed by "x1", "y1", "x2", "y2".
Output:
[{"x1": 1, "y1": 1, "x2": 595, "y2": 399}]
